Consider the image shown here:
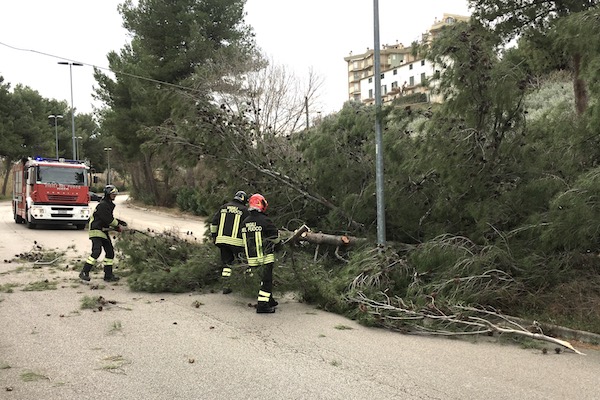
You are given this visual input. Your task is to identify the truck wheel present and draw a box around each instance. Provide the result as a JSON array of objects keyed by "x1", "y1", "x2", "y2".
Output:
[
  {"x1": 25, "y1": 208, "x2": 36, "y2": 229},
  {"x1": 13, "y1": 204, "x2": 24, "y2": 224}
]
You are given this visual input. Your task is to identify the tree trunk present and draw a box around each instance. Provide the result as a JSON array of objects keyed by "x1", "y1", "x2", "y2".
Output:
[
  {"x1": 299, "y1": 231, "x2": 368, "y2": 247},
  {"x1": 143, "y1": 155, "x2": 157, "y2": 204},
  {"x1": 1, "y1": 157, "x2": 13, "y2": 196},
  {"x1": 573, "y1": 53, "x2": 589, "y2": 115}
]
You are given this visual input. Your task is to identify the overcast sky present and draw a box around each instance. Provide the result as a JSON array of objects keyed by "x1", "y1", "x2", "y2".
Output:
[{"x1": 0, "y1": 0, "x2": 470, "y2": 116}]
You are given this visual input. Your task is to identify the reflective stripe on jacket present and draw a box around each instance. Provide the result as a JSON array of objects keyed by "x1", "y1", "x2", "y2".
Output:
[
  {"x1": 210, "y1": 200, "x2": 248, "y2": 248},
  {"x1": 242, "y1": 210, "x2": 279, "y2": 267},
  {"x1": 88, "y1": 197, "x2": 118, "y2": 240}
]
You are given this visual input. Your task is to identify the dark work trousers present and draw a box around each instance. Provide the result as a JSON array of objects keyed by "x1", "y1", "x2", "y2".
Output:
[
  {"x1": 258, "y1": 263, "x2": 274, "y2": 303},
  {"x1": 90, "y1": 237, "x2": 115, "y2": 260},
  {"x1": 218, "y1": 244, "x2": 243, "y2": 266},
  {"x1": 219, "y1": 244, "x2": 244, "y2": 279}
]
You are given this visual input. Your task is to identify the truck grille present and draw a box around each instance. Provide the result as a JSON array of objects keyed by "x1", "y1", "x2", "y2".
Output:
[
  {"x1": 50, "y1": 207, "x2": 74, "y2": 218},
  {"x1": 47, "y1": 194, "x2": 78, "y2": 202}
]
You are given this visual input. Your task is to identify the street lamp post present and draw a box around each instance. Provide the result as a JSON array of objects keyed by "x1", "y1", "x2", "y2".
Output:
[
  {"x1": 104, "y1": 147, "x2": 112, "y2": 185},
  {"x1": 48, "y1": 114, "x2": 63, "y2": 159},
  {"x1": 58, "y1": 61, "x2": 83, "y2": 160},
  {"x1": 75, "y1": 136, "x2": 83, "y2": 160},
  {"x1": 373, "y1": 0, "x2": 386, "y2": 246}
]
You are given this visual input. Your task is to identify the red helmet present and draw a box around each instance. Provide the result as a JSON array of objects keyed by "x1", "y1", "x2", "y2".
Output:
[{"x1": 248, "y1": 193, "x2": 268, "y2": 212}]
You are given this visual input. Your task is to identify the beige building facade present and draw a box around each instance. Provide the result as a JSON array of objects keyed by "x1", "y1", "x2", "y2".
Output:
[{"x1": 344, "y1": 13, "x2": 470, "y2": 106}]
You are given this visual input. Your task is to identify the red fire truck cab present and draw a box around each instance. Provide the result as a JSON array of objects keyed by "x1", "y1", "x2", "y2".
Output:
[{"x1": 12, "y1": 157, "x2": 92, "y2": 229}]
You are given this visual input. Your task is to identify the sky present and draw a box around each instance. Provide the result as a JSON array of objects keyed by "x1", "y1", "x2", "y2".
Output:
[{"x1": 0, "y1": 0, "x2": 471, "y2": 116}]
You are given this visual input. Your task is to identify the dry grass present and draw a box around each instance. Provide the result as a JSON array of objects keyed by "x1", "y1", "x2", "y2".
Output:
[
  {"x1": 20, "y1": 371, "x2": 49, "y2": 382},
  {"x1": 530, "y1": 276, "x2": 600, "y2": 334}
]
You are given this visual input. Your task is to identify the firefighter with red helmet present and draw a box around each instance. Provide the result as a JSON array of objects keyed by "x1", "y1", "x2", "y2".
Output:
[
  {"x1": 79, "y1": 185, "x2": 127, "y2": 282},
  {"x1": 242, "y1": 193, "x2": 281, "y2": 313},
  {"x1": 210, "y1": 190, "x2": 249, "y2": 294}
]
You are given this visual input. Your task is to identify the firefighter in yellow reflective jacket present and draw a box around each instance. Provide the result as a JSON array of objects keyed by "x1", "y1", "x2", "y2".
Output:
[
  {"x1": 242, "y1": 193, "x2": 282, "y2": 313},
  {"x1": 210, "y1": 191, "x2": 249, "y2": 294},
  {"x1": 79, "y1": 185, "x2": 127, "y2": 282}
]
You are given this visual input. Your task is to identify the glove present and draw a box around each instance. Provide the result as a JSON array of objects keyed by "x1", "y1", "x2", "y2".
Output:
[
  {"x1": 116, "y1": 225, "x2": 123, "y2": 232},
  {"x1": 274, "y1": 239, "x2": 284, "y2": 252},
  {"x1": 117, "y1": 219, "x2": 128, "y2": 227},
  {"x1": 211, "y1": 234, "x2": 217, "y2": 244}
]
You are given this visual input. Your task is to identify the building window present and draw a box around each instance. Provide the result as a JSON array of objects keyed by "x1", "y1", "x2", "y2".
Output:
[
  {"x1": 409, "y1": 64, "x2": 413, "y2": 70},
  {"x1": 421, "y1": 73, "x2": 426, "y2": 83},
  {"x1": 409, "y1": 76, "x2": 414, "y2": 86},
  {"x1": 421, "y1": 60, "x2": 425, "y2": 66},
  {"x1": 392, "y1": 81, "x2": 398, "y2": 89},
  {"x1": 445, "y1": 17, "x2": 456, "y2": 24},
  {"x1": 382, "y1": 85, "x2": 387, "y2": 94},
  {"x1": 369, "y1": 89, "x2": 373, "y2": 98},
  {"x1": 353, "y1": 61, "x2": 359, "y2": 70},
  {"x1": 353, "y1": 94, "x2": 361, "y2": 101},
  {"x1": 391, "y1": 54, "x2": 405, "y2": 63},
  {"x1": 381, "y1": 73, "x2": 385, "y2": 79},
  {"x1": 393, "y1": 69, "x2": 398, "y2": 75},
  {"x1": 353, "y1": 72, "x2": 361, "y2": 80},
  {"x1": 368, "y1": 77, "x2": 373, "y2": 83}
]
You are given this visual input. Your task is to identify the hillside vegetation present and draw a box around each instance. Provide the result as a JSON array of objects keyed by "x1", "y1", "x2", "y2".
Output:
[
  {"x1": 91, "y1": 6, "x2": 600, "y2": 335},
  {"x1": 117, "y1": 64, "x2": 600, "y2": 335}
]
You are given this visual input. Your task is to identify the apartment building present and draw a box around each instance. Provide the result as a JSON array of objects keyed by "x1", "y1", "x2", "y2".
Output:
[{"x1": 344, "y1": 13, "x2": 470, "y2": 106}]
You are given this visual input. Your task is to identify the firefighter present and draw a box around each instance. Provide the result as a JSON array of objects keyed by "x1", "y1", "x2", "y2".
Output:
[
  {"x1": 210, "y1": 190, "x2": 249, "y2": 294},
  {"x1": 241, "y1": 193, "x2": 282, "y2": 313},
  {"x1": 79, "y1": 185, "x2": 127, "y2": 282}
]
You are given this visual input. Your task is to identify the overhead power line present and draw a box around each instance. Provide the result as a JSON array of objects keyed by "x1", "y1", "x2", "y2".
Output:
[{"x1": 0, "y1": 40, "x2": 198, "y2": 94}]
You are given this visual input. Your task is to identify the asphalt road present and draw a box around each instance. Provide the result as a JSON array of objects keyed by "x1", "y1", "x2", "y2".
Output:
[{"x1": 1, "y1": 196, "x2": 599, "y2": 400}]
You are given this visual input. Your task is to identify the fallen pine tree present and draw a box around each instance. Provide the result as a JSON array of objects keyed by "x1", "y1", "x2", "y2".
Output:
[
  {"x1": 285, "y1": 231, "x2": 587, "y2": 354},
  {"x1": 349, "y1": 291, "x2": 585, "y2": 355},
  {"x1": 115, "y1": 227, "x2": 589, "y2": 354}
]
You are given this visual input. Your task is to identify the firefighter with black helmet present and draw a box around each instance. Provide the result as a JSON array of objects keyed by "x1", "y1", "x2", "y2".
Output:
[
  {"x1": 242, "y1": 193, "x2": 281, "y2": 313},
  {"x1": 210, "y1": 190, "x2": 249, "y2": 294},
  {"x1": 79, "y1": 185, "x2": 127, "y2": 282}
]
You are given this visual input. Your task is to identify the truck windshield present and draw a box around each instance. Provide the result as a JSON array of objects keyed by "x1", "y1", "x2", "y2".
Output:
[{"x1": 36, "y1": 166, "x2": 87, "y2": 186}]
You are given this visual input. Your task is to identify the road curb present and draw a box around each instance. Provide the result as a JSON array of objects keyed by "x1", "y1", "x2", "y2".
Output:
[
  {"x1": 510, "y1": 316, "x2": 600, "y2": 345},
  {"x1": 541, "y1": 322, "x2": 600, "y2": 345}
]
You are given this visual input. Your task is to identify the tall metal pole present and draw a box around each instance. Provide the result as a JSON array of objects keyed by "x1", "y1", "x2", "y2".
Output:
[
  {"x1": 76, "y1": 136, "x2": 83, "y2": 160},
  {"x1": 373, "y1": 0, "x2": 386, "y2": 246},
  {"x1": 104, "y1": 147, "x2": 112, "y2": 184},
  {"x1": 48, "y1": 114, "x2": 63, "y2": 159},
  {"x1": 305, "y1": 96, "x2": 310, "y2": 129},
  {"x1": 58, "y1": 61, "x2": 83, "y2": 160}
]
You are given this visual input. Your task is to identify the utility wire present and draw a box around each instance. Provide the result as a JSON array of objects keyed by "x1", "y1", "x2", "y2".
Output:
[{"x1": 0, "y1": 40, "x2": 199, "y2": 94}]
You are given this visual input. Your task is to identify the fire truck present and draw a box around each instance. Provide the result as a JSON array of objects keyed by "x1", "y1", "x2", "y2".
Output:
[{"x1": 12, "y1": 157, "x2": 93, "y2": 229}]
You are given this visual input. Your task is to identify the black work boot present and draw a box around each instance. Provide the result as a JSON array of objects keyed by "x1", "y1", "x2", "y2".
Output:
[
  {"x1": 221, "y1": 266, "x2": 232, "y2": 294},
  {"x1": 103, "y1": 265, "x2": 120, "y2": 282},
  {"x1": 79, "y1": 263, "x2": 92, "y2": 281},
  {"x1": 269, "y1": 297, "x2": 279, "y2": 307},
  {"x1": 256, "y1": 302, "x2": 276, "y2": 314}
]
